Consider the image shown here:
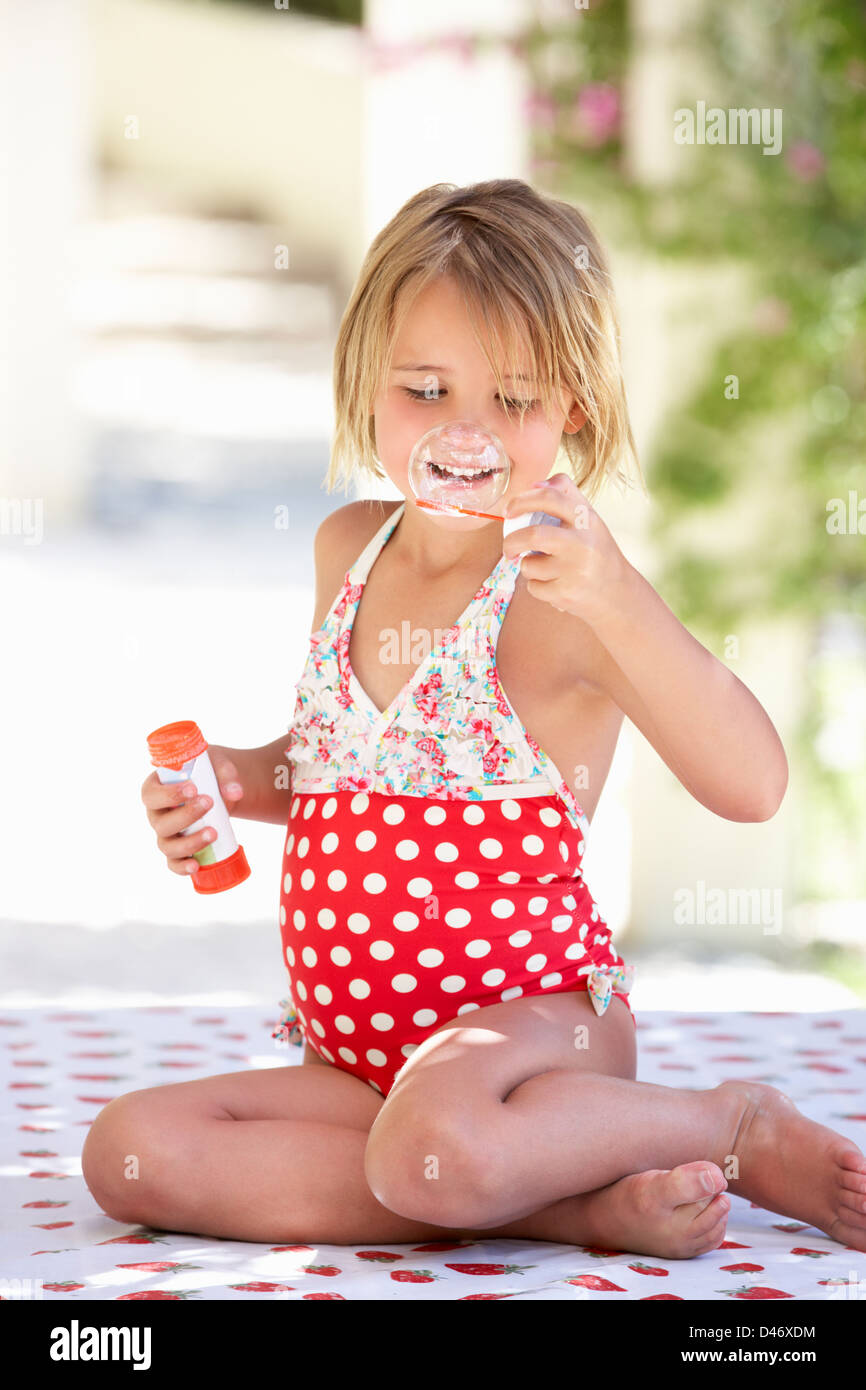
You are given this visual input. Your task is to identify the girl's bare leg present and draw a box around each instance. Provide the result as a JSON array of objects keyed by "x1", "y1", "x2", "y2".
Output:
[{"x1": 80, "y1": 1065, "x2": 728, "y2": 1256}]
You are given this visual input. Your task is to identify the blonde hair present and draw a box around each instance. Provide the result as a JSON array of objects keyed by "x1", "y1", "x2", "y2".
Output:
[{"x1": 329, "y1": 178, "x2": 643, "y2": 503}]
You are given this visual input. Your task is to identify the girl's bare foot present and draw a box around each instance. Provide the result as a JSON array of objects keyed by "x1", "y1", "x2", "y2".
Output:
[
  {"x1": 718, "y1": 1079, "x2": 866, "y2": 1250},
  {"x1": 575, "y1": 1160, "x2": 731, "y2": 1260}
]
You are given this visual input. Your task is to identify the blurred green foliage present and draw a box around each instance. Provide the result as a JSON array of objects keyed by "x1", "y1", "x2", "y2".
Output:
[
  {"x1": 208, "y1": 0, "x2": 362, "y2": 23},
  {"x1": 527, "y1": 0, "x2": 866, "y2": 901}
]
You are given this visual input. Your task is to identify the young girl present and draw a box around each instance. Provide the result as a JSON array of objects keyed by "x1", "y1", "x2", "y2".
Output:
[{"x1": 87, "y1": 179, "x2": 866, "y2": 1260}]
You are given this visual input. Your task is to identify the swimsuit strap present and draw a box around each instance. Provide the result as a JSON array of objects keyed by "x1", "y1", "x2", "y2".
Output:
[{"x1": 346, "y1": 502, "x2": 406, "y2": 587}]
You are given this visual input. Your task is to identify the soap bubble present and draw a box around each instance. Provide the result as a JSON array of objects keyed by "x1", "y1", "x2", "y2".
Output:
[{"x1": 407, "y1": 420, "x2": 511, "y2": 517}]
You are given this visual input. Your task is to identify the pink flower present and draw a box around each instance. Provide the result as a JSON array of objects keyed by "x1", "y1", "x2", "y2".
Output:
[
  {"x1": 786, "y1": 141, "x2": 825, "y2": 181},
  {"x1": 569, "y1": 83, "x2": 620, "y2": 147},
  {"x1": 524, "y1": 89, "x2": 557, "y2": 130}
]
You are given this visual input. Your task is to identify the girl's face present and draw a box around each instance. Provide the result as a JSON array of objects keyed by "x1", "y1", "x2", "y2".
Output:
[{"x1": 371, "y1": 276, "x2": 583, "y2": 535}]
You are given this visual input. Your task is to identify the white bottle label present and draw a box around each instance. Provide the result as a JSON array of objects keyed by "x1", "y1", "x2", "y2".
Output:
[{"x1": 155, "y1": 750, "x2": 238, "y2": 866}]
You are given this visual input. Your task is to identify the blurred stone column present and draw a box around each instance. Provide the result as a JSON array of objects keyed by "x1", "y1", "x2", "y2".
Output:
[
  {"x1": 363, "y1": 0, "x2": 532, "y2": 251},
  {"x1": 0, "y1": 0, "x2": 91, "y2": 528}
]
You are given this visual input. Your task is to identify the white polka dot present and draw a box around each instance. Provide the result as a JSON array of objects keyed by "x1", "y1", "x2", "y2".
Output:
[
  {"x1": 434, "y1": 841, "x2": 459, "y2": 862},
  {"x1": 522, "y1": 835, "x2": 544, "y2": 856},
  {"x1": 445, "y1": 908, "x2": 471, "y2": 928},
  {"x1": 551, "y1": 914, "x2": 573, "y2": 932},
  {"x1": 337, "y1": 1047, "x2": 357, "y2": 1064},
  {"x1": 295, "y1": 980, "x2": 307, "y2": 1001},
  {"x1": 479, "y1": 838, "x2": 503, "y2": 858},
  {"x1": 330, "y1": 946, "x2": 351, "y2": 966},
  {"x1": 314, "y1": 984, "x2": 333, "y2": 1005},
  {"x1": 508, "y1": 929, "x2": 532, "y2": 948},
  {"x1": 526, "y1": 953, "x2": 547, "y2": 972},
  {"x1": 462, "y1": 804, "x2": 485, "y2": 824},
  {"x1": 441, "y1": 975, "x2": 466, "y2": 992},
  {"x1": 423, "y1": 805, "x2": 447, "y2": 825},
  {"x1": 417, "y1": 948, "x2": 445, "y2": 968},
  {"x1": 369, "y1": 941, "x2": 395, "y2": 961},
  {"x1": 455, "y1": 872, "x2": 479, "y2": 889},
  {"x1": 321, "y1": 797, "x2": 337, "y2": 819},
  {"x1": 537, "y1": 873, "x2": 557, "y2": 884},
  {"x1": 302, "y1": 799, "x2": 316, "y2": 820},
  {"x1": 559, "y1": 841, "x2": 569, "y2": 860},
  {"x1": 310, "y1": 1017, "x2": 325, "y2": 1037},
  {"x1": 293, "y1": 909, "x2": 305, "y2": 929},
  {"x1": 363, "y1": 873, "x2": 387, "y2": 894},
  {"x1": 349, "y1": 978, "x2": 371, "y2": 998},
  {"x1": 351, "y1": 793, "x2": 369, "y2": 815},
  {"x1": 540, "y1": 972, "x2": 563, "y2": 988},
  {"x1": 301, "y1": 947, "x2": 317, "y2": 968},
  {"x1": 366, "y1": 1049, "x2": 388, "y2": 1067},
  {"x1": 335, "y1": 1015, "x2": 356, "y2": 1034},
  {"x1": 355, "y1": 829, "x2": 377, "y2": 851},
  {"x1": 317, "y1": 908, "x2": 336, "y2": 929},
  {"x1": 285, "y1": 945, "x2": 295, "y2": 967},
  {"x1": 457, "y1": 1001, "x2": 480, "y2": 1015},
  {"x1": 297, "y1": 837, "x2": 310, "y2": 859},
  {"x1": 481, "y1": 968, "x2": 505, "y2": 987},
  {"x1": 578, "y1": 840, "x2": 585, "y2": 856},
  {"x1": 383, "y1": 803, "x2": 405, "y2": 824},
  {"x1": 369, "y1": 1081, "x2": 383, "y2": 1095},
  {"x1": 528, "y1": 897, "x2": 548, "y2": 916},
  {"x1": 539, "y1": 806, "x2": 562, "y2": 827},
  {"x1": 321, "y1": 832, "x2": 339, "y2": 854},
  {"x1": 407, "y1": 877, "x2": 433, "y2": 898},
  {"x1": 347, "y1": 913, "x2": 370, "y2": 934},
  {"x1": 497, "y1": 871, "x2": 520, "y2": 884},
  {"x1": 500, "y1": 985, "x2": 523, "y2": 1002},
  {"x1": 565, "y1": 942, "x2": 587, "y2": 959},
  {"x1": 283, "y1": 872, "x2": 292, "y2": 893},
  {"x1": 285, "y1": 835, "x2": 295, "y2": 856},
  {"x1": 300, "y1": 868, "x2": 315, "y2": 890},
  {"x1": 395, "y1": 840, "x2": 419, "y2": 860},
  {"x1": 500, "y1": 800, "x2": 522, "y2": 819},
  {"x1": 371, "y1": 1013, "x2": 394, "y2": 1031},
  {"x1": 393, "y1": 911, "x2": 419, "y2": 932},
  {"x1": 391, "y1": 974, "x2": 417, "y2": 993},
  {"x1": 465, "y1": 939, "x2": 491, "y2": 958},
  {"x1": 327, "y1": 870, "x2": 346, "y2": 891},
  {"x1": 563, "y1": 894, "x2": 577, "y2": 910},
  {"x1": 413, "y1": 1009, "x2": 437, "y2": 1028},
  {"x1": 490, "y1": 898, "x2": 515, "y2": 919},
  {"x1": 290, "y1": 797, "x2": 301, "y2": 819},
  {"x1": 280, "y1": 904, "x2": 286, "y2": 926}
]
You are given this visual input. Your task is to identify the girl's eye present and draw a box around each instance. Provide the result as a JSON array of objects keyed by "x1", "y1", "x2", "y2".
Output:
[{"x1": 402, "y1": 387, "x2": 539, "y2": 410}]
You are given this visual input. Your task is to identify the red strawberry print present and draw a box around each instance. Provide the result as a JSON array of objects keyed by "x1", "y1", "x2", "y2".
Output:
[
  {"x1": 459, "y1": 1293, "x2": 513, "y2": 1300},
  {"x1": 355, "y1": 1251, "x2": 403, "y2": 1263},
  {"x1": 118, "y1": 1262, "x2": 200, "y2": 1273},
  {"x1": 23, "y1": 1201, "x2": 69, "y2": 1208},
  {"x1": 641, "y1": 1294, "x2": 684, "y2": 1300},
  {"x1": 790, "y1": 1248, "x2": 831, "y2": 1257},
  {"x1": 34, "y1": 1223, "x2": 74, "y2": 1230},
  {"x1": 230, "y1": 1283, "x2": 296, "y2": 1293},
  {"x1": 97, "y1": 1234, "x2": 170, "y2": 1246},
  {"x1": 721, "y1": 1285, "x2": 794, "y2": 1299},
  {"x1": 628, "y1": 1262, "x2": 669, "y2": 1276},
  {"x1": 720, "y1": 1263, "x2": 764, "y2": 1273},
  {"x1": 391, "y1": 1269, "x2": 440, "y2": 1283},
  {"x1": 445, "y1": 1263, "x2": 532, "y2": 1277},
  {"x1": 718, "y1": 1241, "x2": 751, "y2": 1249},
  {"x1": 583, "y1": 1246, "x2": 624, "y2": 1259},
  {"x1": 301, "y1": 1264, "x2": 340, "y2": 1277},
  {"x1": 303, "y1": 1293, "x2": 346, "y2": 1299},
  {"x1": 564, "y1": 1274, "x2": 627, "y2": 1291},
  {"x1": 43, "y1": 1282, "x2": 86, "y2": 1293}
]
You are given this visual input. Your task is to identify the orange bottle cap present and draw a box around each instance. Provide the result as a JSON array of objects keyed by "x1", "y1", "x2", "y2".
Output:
[
  {"x1": 147, "y1": 720, "x2": 208, "y2": 770},
  {"x1": 191, "y1": 844, "x2": 251, "y2": 895}
]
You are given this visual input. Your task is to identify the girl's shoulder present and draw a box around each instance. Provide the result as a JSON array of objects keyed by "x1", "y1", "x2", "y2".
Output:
[{"x1": 311, "y1": 499, "x2": 401, "y2": 632}]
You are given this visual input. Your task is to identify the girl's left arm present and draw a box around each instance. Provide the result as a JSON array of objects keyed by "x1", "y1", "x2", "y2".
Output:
[{"x1": 503, "y1": 476, "x2": 789, "y2": 822}]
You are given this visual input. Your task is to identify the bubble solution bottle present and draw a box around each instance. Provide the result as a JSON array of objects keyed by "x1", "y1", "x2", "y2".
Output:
[{"x1": 146, "y1": 720, "x2": 250, "y2": 894}]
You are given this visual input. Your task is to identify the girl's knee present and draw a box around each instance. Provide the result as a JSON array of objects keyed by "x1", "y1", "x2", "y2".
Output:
[{"x1": 80, "y1": 1091, "x2": 185, "y2": 1224}]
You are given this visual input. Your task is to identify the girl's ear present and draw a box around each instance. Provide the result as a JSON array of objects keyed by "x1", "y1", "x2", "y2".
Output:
[{"x1": 564, "y1": 404, "x2": 587, "y2": 433}]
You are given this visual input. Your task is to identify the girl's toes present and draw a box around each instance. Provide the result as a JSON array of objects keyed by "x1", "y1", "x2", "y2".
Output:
[
  {"x1": 669, "y1": 1160, "x2": 728, "y2": 1210},
  {"x1": 694, "y1": 1214, "x2": 729, "y2": 1254},
  {"x1": 693, "y1": 1192, "x2": 730, "y2": 1234}
]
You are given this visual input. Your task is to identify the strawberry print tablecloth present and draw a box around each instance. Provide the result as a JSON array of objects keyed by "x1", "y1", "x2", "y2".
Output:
[{"x1": 2, "y1": 1006, "x2": 865, "y2": 1301}]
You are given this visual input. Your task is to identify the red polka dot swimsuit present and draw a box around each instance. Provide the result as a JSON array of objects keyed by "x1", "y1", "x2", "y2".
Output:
[{"x1": 272, "y1": 502, "x2": 635, "y2": 1096}]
